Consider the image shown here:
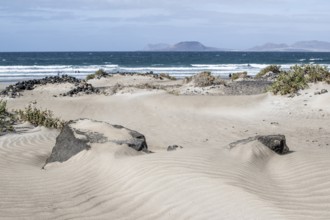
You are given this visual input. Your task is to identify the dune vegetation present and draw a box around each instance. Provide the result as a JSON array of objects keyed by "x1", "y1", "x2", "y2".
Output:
[{"x1": 269, "y1": 64, "x2": 330, "y2": 95}]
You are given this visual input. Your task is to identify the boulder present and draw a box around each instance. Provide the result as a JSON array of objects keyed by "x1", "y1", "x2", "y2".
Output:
[
  {"x1": 321, "y1": 89, "x2": 328, "y2": 94},
  {"x1": 229, "y1": 134, "x2": 290, "y2": 155},
  {"x1": 256, "y1": 135, "x2": 289, "y2": 154},
  {"x1": 43, "y1": 119, "x2": 150, "y2": 167},
  {"x1": 314, "y1": 89, "x2": 328, "y2": 95},
  {"x1": 167, "y1": 145, "x2": 183, "y2": 151}
]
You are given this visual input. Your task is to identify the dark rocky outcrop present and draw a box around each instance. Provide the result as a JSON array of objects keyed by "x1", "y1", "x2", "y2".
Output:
[
  {"x1": 61, "y1": 82, "x2": 99, "y2": 96},
  {"x1": 167, "y1": 145, "x2": 183, "y2": 151},
  {"x1": 256, "y1": 135, "x2": 289, "y2": 154},
  {"x1": 0, "y1": 75, "x2": 80, "y2": 98},
  {"x1": 229, "y1": 135, "x2": 290, "y2": 155},
  {"x1": 111, "y1": 72, "x2": 176, "y2": 80},
  {"x1": 43, "y1": 119, "x2": 150, "y2": 167},
  {"x1": 314, "y1": 89, "x2": 328, "y2": 95}
]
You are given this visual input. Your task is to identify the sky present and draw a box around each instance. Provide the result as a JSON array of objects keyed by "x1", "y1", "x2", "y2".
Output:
[{"x1": 0, "y1": 0, "x2": 329, "y2": 51}]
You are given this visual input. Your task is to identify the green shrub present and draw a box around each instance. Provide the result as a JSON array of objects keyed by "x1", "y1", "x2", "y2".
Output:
[
  {"x1": 269, "y1": 70, "x2": 308, "y2": 95},
  {"x1": 159, "y1": 73, "x2": 176, "y2": 80},
  {"x1": 256, "y1": 65, "x2": 281, "y2": 78},
  {"x1": 86, "y1": 69, "x2": 108, "y2": 80},
  {"x1": 231, "y1": 71, "x2": 247, "y2": 80},
  {"x1": 16, "y1": 105, "x2": 66, "y2": 129},
  {"x1": 269, "y1": 64, "x2": 330, "y2": 95},
  {"x1": 0, "y1": 100, "x2": 6, "y2": 115},
  {"x1": 184, "y1": 72, "x2": 213, "y2": 86},
  {"x1": 291, "y1": 64, "x2": 330, "y2": 83},
  {"x1": 86, "y1": 74, "x2": 96, "y2": 80},
  {"x1": 0, "y1": 100, "x2": 15, "y2": 133}
]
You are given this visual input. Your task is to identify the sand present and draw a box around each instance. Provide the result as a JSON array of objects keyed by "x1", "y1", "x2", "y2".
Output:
[{"x1": 1, "y1": 76, "x2": 330, "y2": 219}]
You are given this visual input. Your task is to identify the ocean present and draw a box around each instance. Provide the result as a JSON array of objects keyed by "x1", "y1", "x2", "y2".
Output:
[{"x1": 1, "y1": 51, "x2": 330, "y2": 83}]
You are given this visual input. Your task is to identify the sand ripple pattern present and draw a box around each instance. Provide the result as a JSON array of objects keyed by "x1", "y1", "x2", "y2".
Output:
[{"x1": 0, "y1": 128, "x2": 330, "y2": 220}]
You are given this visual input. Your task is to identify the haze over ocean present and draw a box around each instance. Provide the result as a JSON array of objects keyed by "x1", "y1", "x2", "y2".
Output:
[{"x1": 1, "y1": 51, "x2": 330, "y2": 83}]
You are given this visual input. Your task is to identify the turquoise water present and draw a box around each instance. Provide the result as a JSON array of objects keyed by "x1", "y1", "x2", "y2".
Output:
[{"x1": 1, "y1": 52, "x2": 330, "y2": 82}]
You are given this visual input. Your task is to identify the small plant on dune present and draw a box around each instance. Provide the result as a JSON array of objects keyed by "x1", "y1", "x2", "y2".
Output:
[
  {"x1": 231, "y1": 71, "x2": 247, "y2": 80},
  {"x1": 269, "y1": 70, "x2": 308, "y2": 95},
  {"x1": 86, "y1": 73, "x2": 95, "y2": 80},
  {"x1": 255, "y1": 65, "x2": 281, "y2": 78},
  {"x1": 0, "y1": 100, "x2": 15, "y2": 134},
  {"x1": 159, "y1": 73, "x2": 177, "y2": 80},
  {"x1": 292, "y1": 64, "x2": 330, "y2": 83},
  {"x1": 213, "y1": 76, "x2": 227, "y2": 86},
  {"x1": 86, "y1": 69, "x2": 109, "y2": 80},
  {"x1": 269, "y1": 64, "x2": 330, "y2": 95},
  {"x1": 15, "y1": 105, "x2": 66, "y2": 129},
  {"x1": 325, "y1": 76, "x2": 330, "y2": 84},
  {"x1": 191, "y1": 71, "x2": 215, "y2": 87}
]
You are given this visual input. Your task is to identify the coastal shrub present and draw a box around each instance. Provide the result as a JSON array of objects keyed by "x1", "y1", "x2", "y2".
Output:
[
  {"x1": 269, "y1": 64, "x2": 330, "y2": 95},
  {"x1": 86, "y1": 74, "x2": 95, "y2": 80},
  {"x1": 184, "y1": 72, "x2": 226, "y2": 87},
  {"x1": 256, "y1": 65, "x2": 281, "y2": 78},
  {"x1": 86, "y1": 69, "x2": 109, "y2": 80},
  {"x1": 0, "y1": 100, "x2": 15, "y2": 133},
  {"x1": 231, "y1": 71, "x2": 247, "y2": 80},
  {"x1": 16, "y1": 105, "x2": 66, "y2": 129},
  {"x1": 213, "y1": 76, "x2": 227, "y2": 86},
  {"x1": 269, "y1": 70, "x2": 308, "y2": 95},
  {"x1": 189, "y1": 71, "x2": 215, "y2": 87},
  {"x1": 159, "y1": 73, "x2": 176, "y2": 80},
  {"x1": 291, "y1": 64, "x2": 330, "y2": 83},
  {"x1": 110, "y1": 83, "x2": 124, "y2": 94}
]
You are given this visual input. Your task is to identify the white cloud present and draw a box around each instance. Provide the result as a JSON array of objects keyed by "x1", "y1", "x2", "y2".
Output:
[{"x1": 0, "y1": 0, "x2": 329, "y2": 51}]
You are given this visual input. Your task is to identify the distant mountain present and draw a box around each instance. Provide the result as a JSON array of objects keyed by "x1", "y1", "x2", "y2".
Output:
[
  {"x1": 144, "y1": 41, "x2": 228, "y2": 51},
  {"x1": 291, "y1": 41, "x2": 330, "y2": 52},
  {"x1": 144, "y1": 43, "x2": 170, "y2": 51},
  {"x1": 249, "y1": 40, "x2": 330, "y2": 52},
  {"x1": 144, "y1": 40, "x2": 330, "y2": 52},
  {"x1": 249, "y1": 43, "x2": 289, "y2": 52}
]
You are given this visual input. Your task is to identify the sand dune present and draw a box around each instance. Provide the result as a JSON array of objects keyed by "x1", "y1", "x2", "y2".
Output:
[
  {"x1": 1, "y1": 80, "x2": 330, "y2": 219},
  {"x1": 1, "y1": 126, "x2": 330, "y2": 219}
]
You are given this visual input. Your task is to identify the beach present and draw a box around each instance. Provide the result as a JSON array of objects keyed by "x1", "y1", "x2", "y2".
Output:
[{"x1": 0, "y1": 73, "x2": 329, "y2": 219}]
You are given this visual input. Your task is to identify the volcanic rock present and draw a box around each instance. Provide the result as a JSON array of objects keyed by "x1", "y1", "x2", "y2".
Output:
[{"x1": 43, "y1": 119, "x2": 150, "y2": 167}]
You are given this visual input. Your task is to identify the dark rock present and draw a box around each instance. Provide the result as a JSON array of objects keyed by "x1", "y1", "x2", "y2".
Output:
[
  {"x1": 315, "y1": 89, "x2": 328, "y2": 95},
  {"x1": 43, "y1": 119, "x2": 150, "y2": 168},
  {"x1": 320, "y1": 89, "x2": 328, "y2": 94},
  {"x1": 229, "y1": 134, "x2": 290, "y2": 155},
  {"x1": 61, "y1": 82, "x2": 99, "y2": 97},
  {"x1": 167, "y1": 145, "x2": 183, "y2": 151},
  {"x1": 127, "y1": 130, "x2": 149, "y2": 151},
  {"x1": 44, "y1": 124, "x2": 91, "y2": 165},
  {"x1": 256, "y1": 135, "x2": 289, "y2": 154},
  {"x1": 0, "y1": 75, "x2": 81, "y2": 98}
]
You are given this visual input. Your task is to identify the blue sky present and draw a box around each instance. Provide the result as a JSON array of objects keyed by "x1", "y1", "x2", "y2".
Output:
[{"x1": 0, "y1": 0, "x2": 329, "y2": 51}]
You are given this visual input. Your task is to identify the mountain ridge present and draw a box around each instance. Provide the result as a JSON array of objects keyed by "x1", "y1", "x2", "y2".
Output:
[
  {"x1": 144, "y1": 41, "x2": 228, "y2": 51},
  {"x1": 249, "y1": 40, "x2": 330, "y2": 52},
  {"x1": 144, "y1": 40, "x2": 330, "y2": 52}
]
